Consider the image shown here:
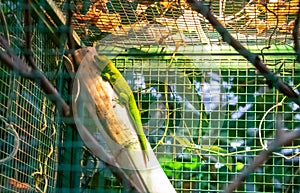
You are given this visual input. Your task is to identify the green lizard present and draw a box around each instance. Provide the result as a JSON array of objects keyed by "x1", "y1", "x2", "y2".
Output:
[{"x1": 94, "y1": 55, "x2": 149, "y2": 159}]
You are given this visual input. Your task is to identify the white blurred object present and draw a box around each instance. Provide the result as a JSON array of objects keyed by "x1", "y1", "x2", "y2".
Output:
[{"x1": 72, "y1": 47, "x2": 176, "y2": 193}]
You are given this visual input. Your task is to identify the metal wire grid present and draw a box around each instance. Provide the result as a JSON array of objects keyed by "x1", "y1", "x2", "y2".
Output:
[
  {"x1": 78, "y1": 54, "x2": 300, "y2": 192},
  {"x1": 4, "y1": 0, "x2": 297, "y2": 192},
  {"x1": 0, "y1": 71, "x2": 59, "y2": 193},
  {"x1": 1, "y1": 0, "x2": 24, "y2": 52},
  {"x1": 0, "y1": 66, "x2": 10, "y2": 117},
  {"x1": 45, "y1": 1, "x2": 300, "y2": 191},
  {"x1": 0, "y1": 77, "x2": 59, "y2": 192},
  {"x1": 0, "y1": 0, "x2": 61, "y2": 192},
  {"x1": 53, "y1": 0, "x2": 298, "y2": 47}
]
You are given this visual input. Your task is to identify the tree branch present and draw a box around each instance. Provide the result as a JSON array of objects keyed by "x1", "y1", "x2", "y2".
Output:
[
  {"x1": 0, "y1": 35, "x2": 71, "y2": 117},
  {"x1": 225, "y1": 128, "x2": 300, "y2": 192},
  {"x1": 187, "y1": 0, "x2": 300, "y2": 106},
  {"x1": 23, "y1": 0, "x2": 32, "y2": 63}
]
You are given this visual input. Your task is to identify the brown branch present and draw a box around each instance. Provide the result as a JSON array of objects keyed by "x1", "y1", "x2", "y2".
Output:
[
  {"x1": 187, "y1": 0, "x2": 300, "y2": 106},
  {"x1": 0, "y1": 35, "x2": 71, "y2": 117},
  {"x1": 0, "y1": 36, "x2": 29, "y2": 73},
  {"x1": 23, "y1": 0, "x2": 32, "y2": 62},
  {"x1": 293, "y1": 0, "x2": 300, "y2": 62},
  {"x1": 23, "y1": 0, "x2": 44, "y2": 74},
  {"x1": 2, "y1": 0, "x2": 71, "y2": 116},
  {"x1": 225, "y1": 128, "x2": 300, "y2": 192},
  {"x1": 64, "y1": 0, "x2": 79, "y2": 70}
]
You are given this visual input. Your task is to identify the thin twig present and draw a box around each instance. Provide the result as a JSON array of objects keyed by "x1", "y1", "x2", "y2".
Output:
[
  {"x1": 198, "y1": 72, "x2": 205, "y2": 145},
  {"x1": 0, "y1": 35, "x2": 26, "y2": 70},
  {"x1": 152, "y1": 43, "x2": 181, "y2": 150},
  {"x1": 65, "y1": 0, "x2": 79, "y2": 67},
  {"x1": 22, "y1": 0, "x2": 42, "y2": 76},
  {"x1": 0, "y1": 115, "x2": 20, "y2": 164},
  {"x1": 258, "y1": 104, "x2": 280, "y2": 149},
  {"x1": 284, "y1": 166, "x2": 300, "y2": 193},
  {"x1": 187, "y1": 0, "x2": 300, "y2": 106},
  {"x1": 0, "y1": 2, "x2": 10, "y2": 46},
  {"x1": 260, "y1": 3, "x2": 278, "y2": 62},
  {"x1": 258, "y1": 83, "x2": 300, "y2": 159}
]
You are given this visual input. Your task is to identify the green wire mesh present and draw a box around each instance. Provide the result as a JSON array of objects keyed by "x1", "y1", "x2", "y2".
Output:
[
  {"x1": 81, "y1": 54, "x2": 299, "y2": 193},
  {"x1": 1, "y1": 0, "x2": 300, "y2": 192},
  {"x1": 55, "y1": 0, "x2": 300, "y2": 192},
  {"x1": 0, "y1": 77, "x2": 59, "y2": 193},
  {"x1": 0, "y1": 71, "x2": 60, "y2": 193},
  {"x1": 0, "y1": 0, "x2": 61, "y2": 192},
  {"x1": 75, "y1": 52, "x2": 300, "y2": 192}
]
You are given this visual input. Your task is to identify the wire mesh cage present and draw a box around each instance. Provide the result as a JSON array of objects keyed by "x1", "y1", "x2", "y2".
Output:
[
  {"x1": 57, "y1": 0, "x2": 299, "y2": 191},
  {"x1": 0, "y1": 0, "x2": 63, "y2": 192},
  {"x1": 1, "y1": 0, "x2": 300, "y2": 192},
  {"x1": 75, "y1": 52, "x2": 300, "y2": 193},
  {"x1": 54, "y1": 0, "x2": 299, "y2": 47},
  {"x1": 0, "y1": 76, "x2": 59, "y2": 193}
]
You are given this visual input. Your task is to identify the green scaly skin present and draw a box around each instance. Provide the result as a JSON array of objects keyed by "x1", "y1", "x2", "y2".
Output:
[{"x1": 94, "y1": 55, "x2": 149, "y2": 159}]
